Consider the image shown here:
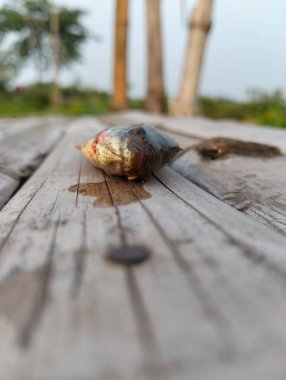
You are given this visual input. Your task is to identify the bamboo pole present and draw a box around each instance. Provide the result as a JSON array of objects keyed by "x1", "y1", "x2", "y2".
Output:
[
  {"x1": 146, "y1": 0, "x2": 164, "y2": 114},
  {"x1": 172, "y1": 0, "x2": 213, "y2": 116},
  {"x1": 50, "y1": 8, "x2": 61, "y2": 108},
  {"x1": 112, "y1": 0, "x2": 129, "y2": 110}
]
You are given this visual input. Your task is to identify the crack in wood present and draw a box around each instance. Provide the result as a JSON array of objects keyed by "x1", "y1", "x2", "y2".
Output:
[
  {"x1": 125, "y1": 268, "x2": 170, "y2": 378},
  {"x1": 101, "y1": 173, "x2": 167, "y2": 372},
  {"x1": 127, "y1": 181, "x2": 237, "y2": 358},
  {"x1": 0, "y1": 176, "x2": 48, "y2": 255},
  {"x1": 18, "y1": 217, "x2": 60, "y2": 348},
  {"x1": 125, "y1": 269, "x2": 157, "y2": 352},
  {"x1": 75, "y1": 157, "x2": 83, "y2": 207},
  {"x1": 71, "y1": 210, "x2": 87, "y2": 297},
  {"x1": 249, "y1": 207, "x2": 286, "y2": 232},
  {"x1": 0, "y1": 131, "x2": 71, "y2": 251},
  {"x1": 154, "y1": 173, "x2": 286, "y2": 284},
  {"x1": 174, "y1": 160, "x2": 286, "y2": 236},
  {"x1": 103, "y1": 174, "x2": 127, "y2": 246}
]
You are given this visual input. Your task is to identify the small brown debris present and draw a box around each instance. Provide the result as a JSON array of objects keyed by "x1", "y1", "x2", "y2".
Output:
[{"x1": 194, "y1": 137, "x2": 282, "y2": 160}]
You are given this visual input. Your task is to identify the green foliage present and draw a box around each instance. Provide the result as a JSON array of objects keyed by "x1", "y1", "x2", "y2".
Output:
[
  {"x1": 0, "y1": 0, "x2": 88, "y2": 79},
  {"x1": 199, "y1": 90, "x2": 286, "y2": 128},
  {"x1": 0, "y1": 51, "x2": 19, "y2": 90},
  {"x1": 0, "y1": 83, "x2": 112, "y2": 116},
  {"x1": 24, "y1": 83, "x2": 50, "y2": 109},
  {"x1": 0, "y1": 83, "x2": 285, "y2": 129},
  {"x1": 58, "y1": 8, "x2": 87, "y2": 65},
  {"x1": 0, "y1": 83, "x2": 149, "y2": 117}
]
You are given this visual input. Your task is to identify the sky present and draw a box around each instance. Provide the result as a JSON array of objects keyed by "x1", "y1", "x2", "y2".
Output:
[{"x1": 3, "y1": 0, "x2": 286, "y2": 100}]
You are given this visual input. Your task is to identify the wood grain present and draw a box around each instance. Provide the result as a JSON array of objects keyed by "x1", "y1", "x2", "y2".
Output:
[
  {"x1": 173, "y1": 150, "x2": 286, "y2": 235},
  {"x1": 1, "y1": 117, "x2": 286, "y2": 379},
  {"x1": 0, "y1": 116, "x2": 65, "y2": 141},
  {"x1": 0, "y1": 117, "x2": 66, "y2": 209}
]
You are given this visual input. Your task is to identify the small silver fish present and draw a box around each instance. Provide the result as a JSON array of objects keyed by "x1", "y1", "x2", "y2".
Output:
[{"x1": 78, "y1": 124, "x2": 181, "y2": 181}]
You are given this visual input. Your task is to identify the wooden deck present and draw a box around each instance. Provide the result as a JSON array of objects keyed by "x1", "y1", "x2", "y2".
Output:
[{"x1": 0, "y1": 112, "x2": 286, "y2": 379}]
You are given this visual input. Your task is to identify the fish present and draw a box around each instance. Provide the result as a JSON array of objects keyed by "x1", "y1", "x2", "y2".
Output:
[{"x1": 77, "y1": 124, "x2": 181, "y2": 181}]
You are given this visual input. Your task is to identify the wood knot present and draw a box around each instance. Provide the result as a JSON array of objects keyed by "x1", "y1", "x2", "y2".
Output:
[{"x1": 106, "y1": 245, "x2": 151, "y2": 265}]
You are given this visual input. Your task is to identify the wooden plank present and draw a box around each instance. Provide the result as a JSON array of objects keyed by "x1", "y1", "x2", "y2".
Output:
[
  {"x1": 0, "y1": 123, "x2": 63, "y2": 178},
  {"x1": 0, "y1": 116, "x2": 66, "y2": 141},
  {"x1": 0, "y1": 173, "x2": 18, "y2": 209},
  {"x1": 1, "y1": 117, "x2": 286, "y2": 378},
  {"x1": 0, "y1": 117, "x2": 42, "y2": 135},
  {"x1": 0, "y1": 118, "x2": 66, "y2": 209},
  {"x1": 173, "y1": 150, "x2": 286, "y2": 235},
  {"x1": 114, "y1": 111, "x2": 286, "y2": 153},
  {"x1": 0, "y1": 119, "x2": 146, "y2": 380}
]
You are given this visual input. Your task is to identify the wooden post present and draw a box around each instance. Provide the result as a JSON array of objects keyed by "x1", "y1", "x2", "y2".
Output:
[
  {"x1": 50, "y1": 8, "x2": 61, "y2": 108},
  {"x1": 172, "y1": 0, "x2": 213, "y2": 116},
  {"x1": 146, "y1": 0, "x2": 164, "y2": 114},
  {"x1": 112, "y1": 0, "x2": 129, "y2": 110}
]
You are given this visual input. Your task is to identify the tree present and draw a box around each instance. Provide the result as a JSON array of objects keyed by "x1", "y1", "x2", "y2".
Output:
[
  {"x1": 172, "y1": 0, "x2": 214, "y2": 116},
  {"x1": 0, "y1": 52, "x2": 19, "y2": 91},
  {"x1": 0, "y1": 0, "x2": 88, "y2": 104},
  {"x1": 112, "y1": 0, "x2": 129, "y2": 110},
  {"x1": 146, "y1": 0, "x2": 164, "y2": 114},
  {"x1": 50, "y1": 6, "x2": 60, "y2": 106}
]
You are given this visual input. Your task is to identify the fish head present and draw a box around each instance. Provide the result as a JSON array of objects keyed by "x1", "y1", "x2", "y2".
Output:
[
  {"x1": 79, "y1": 129, "x2": 127, "y2": 175},
  {"x1": 78, "y1": 139, "x2": 97, "y2": 166}
]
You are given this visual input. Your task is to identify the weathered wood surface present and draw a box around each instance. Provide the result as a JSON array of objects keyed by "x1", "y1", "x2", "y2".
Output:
[
  {"x1": 1, "y1": 116, "x2": 286, "y2": 379},
  {"x1": 101, "y1": 112, "x2": 286, "y2": 236},
  {"x1": 109, "y1": 110, "x2": 286, "y2": 152},
  {"x1": 0, "y1": 117, "x2": 46, "y2": 140},
  {"x1": 173, "y1": 151, "x2": 286, "y2": 234},
  {"x1": 0, "y1": 116, "x2": 64, "y2": 141},
  {"x1": 0, "y1": 116, "x2": 66, "y2": 209}
]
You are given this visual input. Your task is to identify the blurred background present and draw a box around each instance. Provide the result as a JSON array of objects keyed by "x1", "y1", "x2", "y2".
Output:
[{"x1": 0, "y1": 0, "x2": 285, "y2": 128}]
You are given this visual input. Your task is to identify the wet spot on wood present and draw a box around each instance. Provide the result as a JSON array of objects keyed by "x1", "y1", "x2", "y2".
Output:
[
  {"x1": 69, "y1": 179, "x2": 151, "y2": 207},
  {"x1": 69, "y1": 182, "x2": 113, "y2": 207},
  {"x1": 194, "y1": 137, "x2": 282, "y2": 160},
  {"x1": 106, "y1": 245, "x2": 151, "y2": 265}
]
